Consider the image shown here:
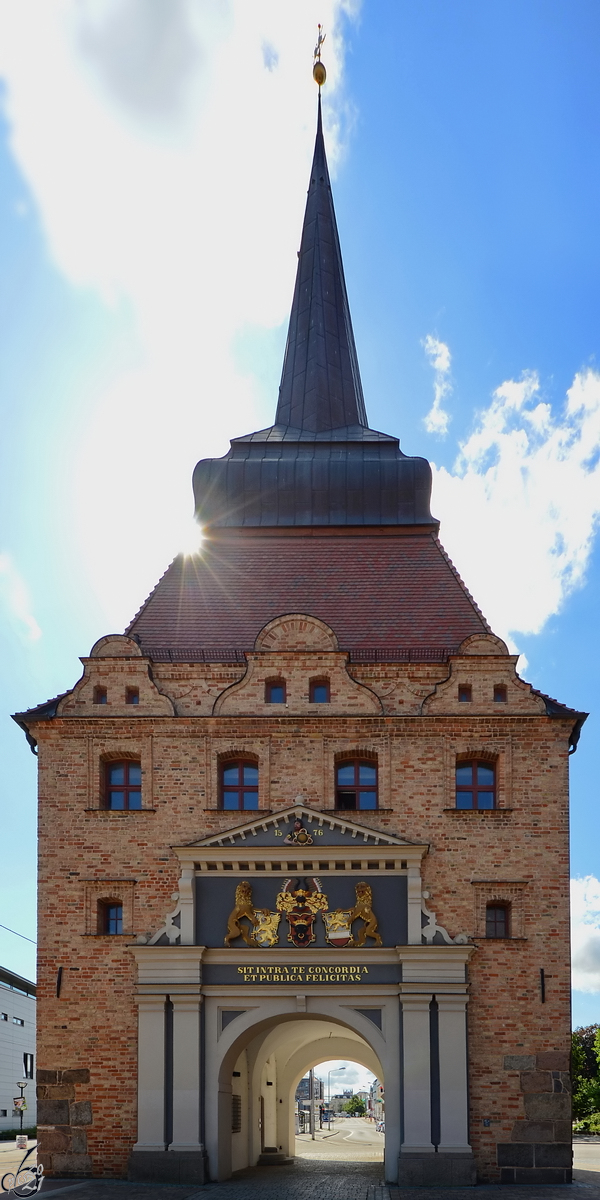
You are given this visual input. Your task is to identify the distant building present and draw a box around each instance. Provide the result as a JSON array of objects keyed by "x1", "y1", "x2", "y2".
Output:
[{"x1": 0, "y1": 966, "x2": 36, "y2": 1131}]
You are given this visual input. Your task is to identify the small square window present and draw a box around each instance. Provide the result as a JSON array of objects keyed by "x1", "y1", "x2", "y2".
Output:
[
  {"x1": 0, "y1": 1110, "x2": 6, "y2": 1117},
  {"x1": 266, "y1": 681, "x2": 286, "y2": 703},
  {"x1": 458, "y1": 684, "x2": 472, "y2": 702},
  {"x1": 13, "y1": 1017, "x2": 24, "y2": 1026},
  {"x1": 494, "y1": 685, "x2": 507, "y2": 703},
  {"x1": 126, "y1": 687, "x2": 139, "y2": 705},
  {"x1": 310, "y1": 680, "x2": 330, "y2": 703},
  {"x1": 93, "y1": 686, "x2": 107, "y2": 704},
  {"x1": 1, "y1": 1013, "x2": 7, "y2": 1021}
]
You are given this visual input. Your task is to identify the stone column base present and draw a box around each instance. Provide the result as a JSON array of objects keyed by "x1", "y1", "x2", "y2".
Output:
[
  {"x1": 128, "y1": 1150, "x2": 208, "y2": 1184},
  {"x1": 398, "y1": 1151, "x2": 476, "y2": 1187}
]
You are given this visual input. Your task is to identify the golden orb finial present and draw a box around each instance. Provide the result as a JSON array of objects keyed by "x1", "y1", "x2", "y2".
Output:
[{"x1": 313, "y1": 24, "x2": 326, "y2": 87}]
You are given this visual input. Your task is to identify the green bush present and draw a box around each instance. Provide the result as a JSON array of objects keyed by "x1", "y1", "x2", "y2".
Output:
[{"x1": 0, "y1": 1126, "x2": 37, "y2": 1141}]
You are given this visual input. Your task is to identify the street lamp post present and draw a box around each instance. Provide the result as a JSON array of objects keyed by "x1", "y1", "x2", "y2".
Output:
[{"x1": 15, "y1": 1081, "x2": 27, "y2": 1133}]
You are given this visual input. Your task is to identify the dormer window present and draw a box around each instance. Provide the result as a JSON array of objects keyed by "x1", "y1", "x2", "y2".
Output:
[
  {"x1": 265, "y1": 681, "x2": 286, "y2": 704},
  {"x1": 310, "y1": 679, "x2": 330, "y2": 703}
]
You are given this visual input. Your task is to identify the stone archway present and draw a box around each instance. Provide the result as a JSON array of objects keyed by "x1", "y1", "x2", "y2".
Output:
[{"x1": 211, "y1": 1007, "x2": 388, "y2": 1181}]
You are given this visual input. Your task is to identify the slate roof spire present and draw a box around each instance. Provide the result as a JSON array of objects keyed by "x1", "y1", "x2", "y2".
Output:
[{"x1": 274, "y1": 93, "x2": 368, "y2": 433}]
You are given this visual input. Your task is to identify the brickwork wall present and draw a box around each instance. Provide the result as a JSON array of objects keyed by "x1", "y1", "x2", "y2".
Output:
[{"x1": 32, "y1": 636, "x2": 574, "y2": 1181}]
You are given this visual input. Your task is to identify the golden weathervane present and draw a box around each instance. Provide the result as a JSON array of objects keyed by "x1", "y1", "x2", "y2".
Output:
[{"x1": 313, "y1": 24, "x2": 326, "y2": 87}]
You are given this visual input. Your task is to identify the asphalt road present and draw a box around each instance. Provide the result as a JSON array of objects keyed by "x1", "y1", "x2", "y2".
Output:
[{"x1": 296, "y1": 1116, "x2": 384, "y2": 1161}]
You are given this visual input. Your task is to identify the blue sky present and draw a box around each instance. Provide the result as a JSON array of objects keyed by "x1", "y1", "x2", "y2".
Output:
[{"x1": 0, "y1": 1, "x2": 599, "y2": 1029}]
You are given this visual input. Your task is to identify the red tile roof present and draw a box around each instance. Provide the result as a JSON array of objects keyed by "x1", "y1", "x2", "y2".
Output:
[{"x1": 125, "y1": 531, "x2": 490, "y2": 658}]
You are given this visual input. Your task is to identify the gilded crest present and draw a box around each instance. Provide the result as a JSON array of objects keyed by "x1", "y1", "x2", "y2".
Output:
[
  {"x1": 253, "y1": 909, "x2": 281, "y2": 947},
  {"x1": 323, "y1": 909, "x2": 354, "y2": 948},
  {"x1": 349, "y1": 882, "x2": 382, "y2": 946}
]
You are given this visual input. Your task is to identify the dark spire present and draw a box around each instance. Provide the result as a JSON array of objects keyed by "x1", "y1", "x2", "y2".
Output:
[{"x1": 274, "y1": 95, "x2": 368, "y2": 433}]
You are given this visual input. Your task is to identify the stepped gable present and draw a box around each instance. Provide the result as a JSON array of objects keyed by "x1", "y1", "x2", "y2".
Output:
[{"x1": 125, "y1": 532, "x2": 490, "y2": 659}]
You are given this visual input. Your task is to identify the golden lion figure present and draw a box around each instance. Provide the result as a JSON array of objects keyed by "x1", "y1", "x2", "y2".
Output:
[
  {"x1": 349, "y1": 882, "x2": 382, "y2": 946},
  {"x1": 224, "y1": 881, "x2": 259, "y2": 947}
]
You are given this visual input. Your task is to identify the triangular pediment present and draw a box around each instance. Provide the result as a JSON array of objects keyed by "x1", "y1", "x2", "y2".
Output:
[{"x1": 178, "y1": 805, "x2": 420, "y2": 850}]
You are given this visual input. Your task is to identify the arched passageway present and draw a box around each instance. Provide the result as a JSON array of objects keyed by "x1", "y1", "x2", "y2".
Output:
[{"x1": 207, "y1": 1003, "x2": 392, "y2": 1181}]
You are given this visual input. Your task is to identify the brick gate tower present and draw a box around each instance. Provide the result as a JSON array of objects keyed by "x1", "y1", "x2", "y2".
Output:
[{"x1": 15, "y1": 73, "x2": 585, "y2": 1187}]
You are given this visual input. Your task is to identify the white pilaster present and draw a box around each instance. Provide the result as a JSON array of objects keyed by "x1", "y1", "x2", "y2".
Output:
[
  {"x1": 169, "y1": 994, "x2": 202, "y2": 1152},
  {"x1": 401, "y1": 993, "x2": 434, "y2": 1153},
  {"x1": 132, "y1": 996, "x2": 166, "y2": 1151},
  {"x1": 407, "y1": 871, "x2": 423, "y2": 944},
  {"x1": 437, "y1": 993, "x2": 471, "y2": 1153},
  {"x1": 178, "y1": 868, "x2": 195, "y2": 945}
]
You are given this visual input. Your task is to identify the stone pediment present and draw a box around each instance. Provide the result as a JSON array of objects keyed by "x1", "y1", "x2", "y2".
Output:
[{"x1": 181, "y1": 805, "x2": 419, "y2": 849}]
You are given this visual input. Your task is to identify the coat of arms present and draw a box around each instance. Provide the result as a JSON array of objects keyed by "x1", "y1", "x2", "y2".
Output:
[
  {"x1": 322, "y1": 909, "x2": 353, "y2": 948},
  {"x1": 276, "y1": 877, "x2": 328, "y2": 947}
]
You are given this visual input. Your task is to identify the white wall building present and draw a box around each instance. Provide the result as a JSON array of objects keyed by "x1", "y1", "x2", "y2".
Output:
[{"x1": 0, "y1": 967, "x2": 36, "y2": 1132}]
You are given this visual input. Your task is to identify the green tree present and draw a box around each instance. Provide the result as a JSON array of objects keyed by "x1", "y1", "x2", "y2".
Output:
[
  {"x1": 572, "y1": 1026, "x2": 600, "y2": 1121},
  {"x1": 343, "y1": 1097, "x2": 366, "y2": 1117}
]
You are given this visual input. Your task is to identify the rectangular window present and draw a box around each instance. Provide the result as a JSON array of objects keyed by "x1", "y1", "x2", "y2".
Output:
[
  {"x1": 105, "y1": 760, "x2": 142, "y2": 809},
  {"x1": 0, "y1": 1110, "x2": 6, "y2": 1118},
  {"x1": 456, "y1": 760, "x2": 496, "y2": 809},
  {"x1": 221, "y1": 761, "x2": 259, "y2": 810},
  {"x1": 310, "y1": 680, "x2": 330, "y2": 703},
  {"x1": 266, "y1": 681, "x2": 286, "y2": 703},
  {"x1": 336, "y1": 761, "x2": 378, "y2": 810},
  {"x1": 23, "y1": 1053, "x2": 34, "y2": 1079},
  {"x1": 125, "y1": 687, "x2": 139, "y2": 705},
  {"x1": 93, "y1": 685, "x2": 107, "y2": 704},
  {"x1": 1, "y1": 1013, "x2": 7, "y2": 1021},
  {"x1": 458, "y1": 684, "x2": 472, "y2": 702},
  {"x1": 13, "y1": 1017, "x2": 24, "y2": 1026},
  {"x1": 494, "y1": 685, "x2": 507, "y2": 703},
  {"x1": 486, "y1": 905, "x2": 509, "y2": 937},
  {"x1": 101, "y1": 903, "x2": 123, "y2": 935}
]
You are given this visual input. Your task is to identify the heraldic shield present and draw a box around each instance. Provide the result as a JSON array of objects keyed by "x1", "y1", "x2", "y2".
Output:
[
  {"x1": 322, "y1": 909, "x2": 353, "y2": 948},
  {"x1": 276, "y1": 877, "x2": 328, "y2": 948}
]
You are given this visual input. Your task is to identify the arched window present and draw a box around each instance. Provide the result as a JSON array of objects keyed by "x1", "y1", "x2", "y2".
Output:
[
  {"x1": 220, "y1": 760, "x2": 259, "y2": 810},
  {"x1": 310, "y1": 679, "x2": 330, "y2": 703},
  {"x1": 265, "y1": 680, "x2": 286, "y2": 704},
  {"x1": 104, "y1": 760, "x2": 142, "y2": 809},
  {"x1": 455, "y1": 760, "x2": 496, "y2": 809},
  {"x1": 486, "y1": 903, "x2": 509, "y2": 938},
  {"x1": 336, "y1": 760, "x2": 378, "y2": 811}
]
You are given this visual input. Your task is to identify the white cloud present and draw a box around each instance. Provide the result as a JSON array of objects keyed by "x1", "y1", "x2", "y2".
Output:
[
  {"x1": 0, "y1": 1, "x2": 361, "y2": 631},
  {"x1": 314, "y1": 1059, "x2": 377, "y2": 1094},
  {"x1": 572, "y1": 876, "x2": 600, "y2": 994},
  {"x1": 423, "y1": 334, "x2": 452, "y2": 436},
  {"x1": 0, "y1": 553, "x2": 42, "y2": 642},
  {"x1": 432, "y1": 367, "x2": 600, "y2": 642}
]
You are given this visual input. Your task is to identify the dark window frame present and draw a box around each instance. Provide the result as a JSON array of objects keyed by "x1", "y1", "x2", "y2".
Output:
[
  {"x1": 265, "y1": 680, "x2": 286, "y2": 704},
  {"x1": 455, "y1": 759, "x2": 496, "y2": 809},
  {"x1": 220, "y1": 758, "x2": 259, "y2": 811},
  {"x1": 486, "y1": 903, "x2": 510, "y2": 938},
  {"x1": 99, "y1": 901, "x2": 123, "y2": 935},
  {"x1": 125, "y1": 687, "x2": 139, "y2": 705},
  {"x1": 103, "y1": 759, "x2": 142, "y2": 810},
  {"x1": 309, "y1": 679, "x2": 330, "y2": 703},
  {"x1": 23, "y1": 1053, "x2": 34, "y2": 1079},
  {"x1": 335, "y1": 759, "x2": 378, "y2": 811}
]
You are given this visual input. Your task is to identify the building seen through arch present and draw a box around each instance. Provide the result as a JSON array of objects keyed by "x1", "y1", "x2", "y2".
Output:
[{"x1": 14, "y1": 81, "x2": 586, "y2": 1188}]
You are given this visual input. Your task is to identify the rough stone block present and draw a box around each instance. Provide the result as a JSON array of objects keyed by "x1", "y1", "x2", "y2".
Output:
[
  {"x1": 397, "y1": 1153, "x2": 475, "y2": 1187},
  {"x1": 536, "y1": 1051, "x2": 570, "y2": 1071},
  {"x1": 514, "y1": 1167, "x2": 569, "y2": 1184},
  {"x1": 69, "y1": 1100, "x2": 92, "y2": 1125},
  {"x1": 497, "y1": 1142, "x2": 533, "y2": 1167},
  {"x1": 524, "y1": 1092, "x2": 571, "y2": 1120},
  {"x1": 51, "y1": 1153, "x2": 93, "y2": 1176},
  {"x1": 37, "y1": 1099, "x2": 69, "y2": 1125},
  {"x1": 37, "y1": 1128, "x2": 70, "y2": 1153},
  {"x1": 36, "y1": 1070, "x2": 58, "y2": 1084},
  {"x1": 554, "y1": 1121, "x2": 572, "y2": 1141},
  {"x1": 48, "y1": 1084, "x2": 75, "y2": 1100},
  {"x1": 504, "y1": 1054, "x2": 535, "y2": 1071},
  {"x1": 500, "y1": 1167, "x2": 516, "y2": 1183},
  {"x1": 70, "y1": 1130, "x2": 88, "y2": 1154},
  {"x1": 61, "y1": 1069, "x2": 90, "y2": 1084},
  {"x1": 520, "y1": 1070, "x2": 552, "y2": 1092},
  {"x1": 511, "y1": 1120, "x2": 554, "y2": 1142},
  {"x1": 534, "y1": 1142, "x2": 572, "y2": 1167}
]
